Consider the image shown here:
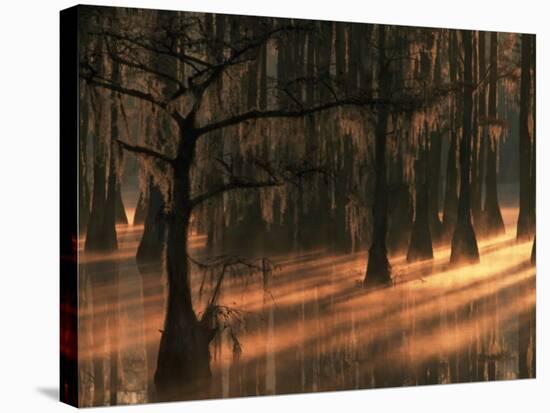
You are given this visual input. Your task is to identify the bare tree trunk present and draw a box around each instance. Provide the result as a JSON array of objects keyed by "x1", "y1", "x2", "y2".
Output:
[
  {"x1": 365, "y1": 26, "x2": 391, "y2": 286},
  {"x1": 517, "y1": 34, "x2": 535, "y2": 241},
  {"x1": 426, "y1": 33, "x2": 444, "y2": 243},
  {"x1": 154, "y1": 128, "x2": 215, "y2": 402},
  {"x1": 86, "y1": 51, "x2": 119, "y2": 252},
  {"x1": 136, "y1": 10, "x2": 175, "y2": 261},
  {"x1": 302, "y1": 21, "x2": 332, "y2": 249},
  {"x1": 387, "y1": 153, "x2": 413, "y2": 255},
  {"x1": 483, "y1": 32, "x2": 505, "y2": 237},
  {"x1": 450, "y1": 30, "x2": 479, "y2": 264},
  {"x1": 205, "y1": 14, "x2": 231, "y2": 253},
  {"x1": 133, "y1": 109, "x2": 153, "y2": 227},
  {"x1": 334, "y1": 135, "x2": 354, "y2": 252},
  {"x1": 335, "y1": 22, "x2": 346, "y2": 79},
  {"x1": 133, "y1": 188, "x2": 148, "y2": 226},
  {"x1": 85, "y1": 88, "x2": 107, "y2": 252},
  {"x1": 136, "y1": 182, "x2": 165, "y2": 269},
  {"x1": 471, "y1": 33, "x2": 482, "y2": 229},
  {"x1": 442, "y1": 30, "x2": 459, "y2": 239},
  {"x1": 408, "y1": 150, "x2": 434, "y2": 262},
  {"x1": 225, "y1": 16, "x2": 267, "y2": 254},
  {"x1": 443, "y1": 130, "x2": 458, "y2": 238},
  {"x1": 103, "y1": 138, "x2": 119, "y2": 251},
  {"x1": 428, "y1": 129, "x2": 443, "y2": 242},
  {"x1": 298, "y1": 28, "x2": 317, "y2": 250},
  {"x1": 332, "y1": 22, "x2": 353, "y2": 252},
  {"x1": 115, "y1": 181, "x2": 128, "y2": 225},
  {"x1": 477, "y1": 31, "x2": 488, "y2": 233},
  {"x1": 79, "y1": 88, "x2": 90, "y2": 234},
  {"x1": 102, "y1": 58, "x2": 122, "y2": 251},
  {"x1": 408, "y1": 41, "x2": 436, "y2": 261}
]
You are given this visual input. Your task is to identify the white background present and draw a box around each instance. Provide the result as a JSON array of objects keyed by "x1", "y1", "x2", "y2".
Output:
[{"x1": 0, "y1": 0, "x2": 547, "y2": 411}]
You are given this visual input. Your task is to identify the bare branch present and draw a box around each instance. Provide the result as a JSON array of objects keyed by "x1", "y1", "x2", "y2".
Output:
[
  {"x1": 189, "y1": 254, "x2": 277, "y2": 308},
  {"x1": 194, "y1": 98, "x2": 378, "y2": 137},
  {"x1": 96, "y1": 30, "x2": 213, "y2": 71},
  {"x1": 81, "y1": 68, "x2": 186, "y2": 123},
  {"x1": 102, "y1": 47, "x2": 188, "y2": 94},
  {"x1": 116, "y1": 139, "x2": 175, "y2": 164},
  {"x1": 190, "y1": 24, "x2": 311, "y2": 109},
  {"x1": 81, "y1": 71, "x2": 167, "y2": 111},
  {"x1": 190, "y1": 155, "x2": 334, "y2": 207},
  {"x1": 191, "y1": 179, "x2": 281, "y2": 208}
]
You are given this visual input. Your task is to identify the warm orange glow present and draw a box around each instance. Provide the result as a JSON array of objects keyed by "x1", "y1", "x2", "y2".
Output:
[{"x1": 77, "y1": 213, "x2": 535, "y2": 404}]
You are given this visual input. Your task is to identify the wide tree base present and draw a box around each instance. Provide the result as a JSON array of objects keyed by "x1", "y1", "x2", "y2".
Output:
[
  {"x1": 450, "y1": 220, "x2": 480, "y2": 265},
  {"x1": 136, "y1": 215, "x2": 166, "y2": 272},
  {"x1": 364, "y1": 242, "x2": 392, "y2": 288},
  {"x1": 483, "y1": 207, "x2": 505, "y2": 238},
  {"x1": 85, "y1": 223, "x2": 118, "y2": 252},
  {"x1": 136, "y1": 238, "x2": 163, "y2": 270},
  {"x1": 516, "y1": 211, "x2": 535, "y2": 242},
  {"x1": 407, "y1": 221, "x2": 434, "y2": 263},
  {"x1": 133, "y1": 192, "x2": 148, "y2": 226},
  {"x1": 154, "y1": 320, "x2": 215, "y2": 402},
  {"x1": 387, "y1": 183, "x2": 413, "y2": 255}
]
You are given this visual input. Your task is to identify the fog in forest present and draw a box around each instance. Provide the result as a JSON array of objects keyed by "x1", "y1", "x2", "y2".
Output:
[{"x1": 71, "y1": 5, "x2": 536, "y2": 406}]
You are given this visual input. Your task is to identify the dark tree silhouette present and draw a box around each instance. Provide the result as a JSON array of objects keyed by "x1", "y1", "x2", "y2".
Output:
[
  {"x1": 482, "y1": 32, "x2": 505, "y2": 237},
  {"x1": 81, "y1": 12, "x2": 389, "y2": 399},
  {"x1": 364, "y1": 26, "x2": 391, "y2": 286},
  {"x1": 407, "y1": 32, "x2": 440, "y2": 260},
  {"x1": 84, "y1": 14, "x2": 123, "y2": 252},
  {"x1": 442, "y1": 30, "x2": 459, "y2": 239},
  {"x1": 78, "y1": 88, "x2": 91, "y2": 234},
  {"x1": 517, "y1": 33, "x2": 535, "y2": 241},
  {"x1": 476, "y1": 31, "x2": 487, "y2": 232},
  {"x1": 407, "y1": 154, "x2": 434, "y2": 262},
  {"x1": 428, "y1": 128, "x2": 443, "y2": 242},
  {"x1": 471, "y1": 33, "x2": 482, "y2": 229},
  {"x1": 450, "y1": 30, "x2": 480, "y2": 264},
  {"x1": 387, "y1": 153, "x2": 413, "y2": 255},
  {"x1": 76, "y1": 9, "x2": 532, "y2": 401},
  {"x1": 132, "y1": 188, "x2": 147, "y2": 226}
]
